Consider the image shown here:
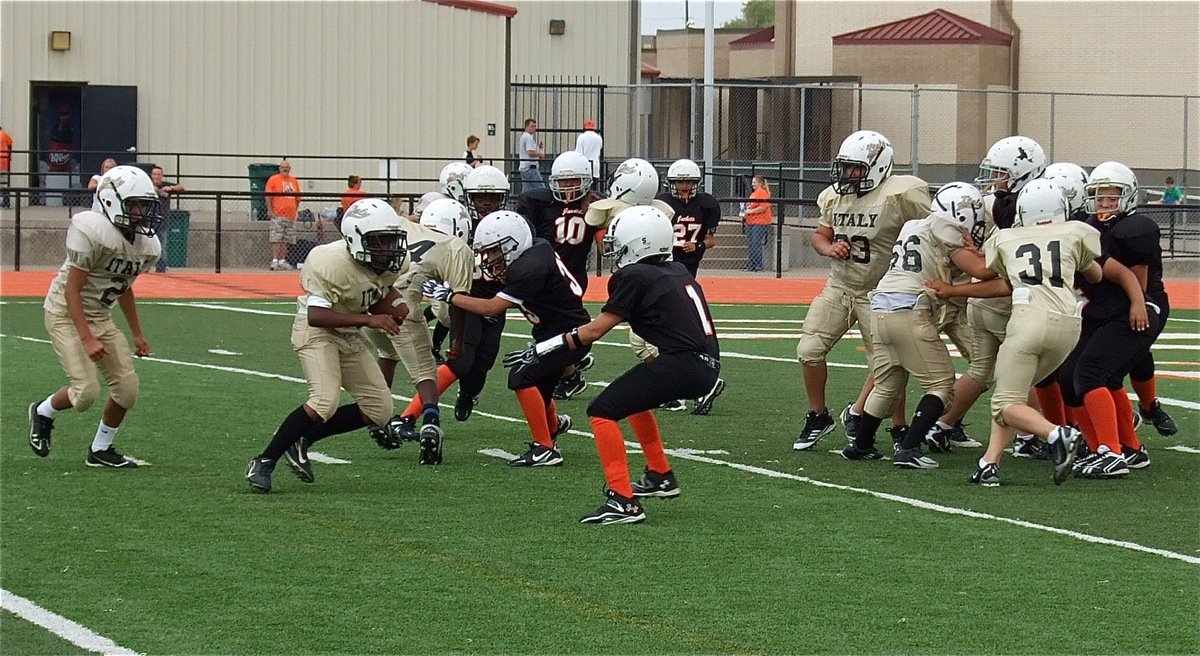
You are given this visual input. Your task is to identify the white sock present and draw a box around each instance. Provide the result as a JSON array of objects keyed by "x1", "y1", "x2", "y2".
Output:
[
  {"x1": 1046, "y1": 427, "x2": 1062, "y2": 444},
  {"x1": 91, "y1": 422, "x2": 118, "y2": 452},
  {"x1": 848, "y1": 407, "x2": 861, "y2": 417},
  {"x1": 37, "y1": 396, "x2": 60, "y2": 419},
  {"x1": 935, "y1": 420, "x2": 953, "y2": 431},
  {"x1": 978, "y1": 457, "x2": 991, "y2": 469}
]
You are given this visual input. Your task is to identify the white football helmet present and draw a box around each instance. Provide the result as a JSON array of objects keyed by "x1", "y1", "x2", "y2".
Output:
[
  {"x1": 1043, "y1": 162, "x2": 1089, "y2": 214},
  {"x1": 1014, "y1": 180, "x2": 1069, "y2": 227},
  {"x1": 439, "y1": 162, "x2": 473, "y2": 204},
  {"x1": 420, "y1": 198, "x2": 471, "y2": 241},
  {"x1": 1085, "y1": 161, "x2": 1139, "y2": 221},
  {"x1": 341, "y1": 198, "x2": 408, "y2": 273},
  {"x1": 95, "y1": 165, "x2": 164, "y2": 236},
  {"x1": 463, "y1": 165, "x2": 510, "y2": 221},
  {"x1": 607, "y1": 158, "x2": 660, "y2": 205},
  {"x1": 413, "y1": 191, "x2": 448, "y2": 219},
  {"x1": 830, "y1": 130, "x2": 894, "y2": 196},
  {"x1": 666, "y1": 158, "x2": 702, "y2": 200},
  {"x1": 976, "y1": 136, "x2": 1046, "y2": 194},
  {"x1": 472, "y1": 210, "x2": 532, "y2": 280},
  {"x1": 933, "y1": 181, "x2": 986, "y2": 247},
  {"x1": 603, "y1": 206, "x2": 675, "y2": 271},
  {"x1": 549, "y1": 151, "x2": 593, "y2": 203}
]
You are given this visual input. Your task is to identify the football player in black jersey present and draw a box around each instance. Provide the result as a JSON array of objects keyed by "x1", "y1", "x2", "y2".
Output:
[
  {"x1": 517, "y1": 151, "x2": 603, "y2": 401},
  {"x1": 424, "y1": 210, "x2": 591, "y2": 468},
  {"x1": 1057, "y1": 162, "x2": 1162, "y2": 478},
  {"x1": 503, "y1": 206, "x2": 721, "y2": 525}
]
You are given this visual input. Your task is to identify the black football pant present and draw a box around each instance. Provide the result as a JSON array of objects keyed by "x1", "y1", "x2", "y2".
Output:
[
  {"x1": 448, "y1": 313, "x2": 506, "y2": 399},
  {"x1": 1058, "y1": 303, "x2": 1165, "y2": 406},
  {"x1": 587, "y1": 352, "x2": 719, "y2": 420},
  {"x1": 1129, "y1": 298, "x2": 1169, "y2": 383},
  {"x1": 508, "y1": 345, "x2": 591, "y2": 402}
]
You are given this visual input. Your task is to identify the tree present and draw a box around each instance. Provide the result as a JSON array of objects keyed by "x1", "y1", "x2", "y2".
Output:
[{"x1": 721, "y1": 0, "x2": 775, "y2": 29}]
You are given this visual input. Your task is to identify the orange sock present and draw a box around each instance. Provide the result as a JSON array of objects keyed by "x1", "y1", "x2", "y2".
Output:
[
  {"x1": 544, "y1": 398, "x2": 560, "y2": 436},
  {"x1": 628, "y1": 410, "x2": 670, "y2": 474},
  {"x1": 515, "y1": 387, "x2": 554, "y2": 448},
  {"x1": 1130, "y1": 377, "x2": 1157, "y2": 412},
  {"x1": 1035, "y1": 382, "x2": 1066, "y2": 426},
  {"x1": 1082, "y1": 388, "x2": 1121, "y2": 452},
  {"x1": 1109, "y1": 388, "x2": 1142, "y2": 451},
  {"x1": 401, "y1": 365, "x2": 458, "y2": 418},
  {"x1": 590, "y1": 417, "x2": 633, "y2": 497},
  {"x1": 1069, "y1": 405, "x2": 1099, "y2": 451}
]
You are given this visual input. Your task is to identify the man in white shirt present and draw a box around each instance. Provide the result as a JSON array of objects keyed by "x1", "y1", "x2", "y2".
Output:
[
  {"x1": 518, "y1": 118, "x2": 545, "y2": 194},
  {"x1": 575, "y1": 119, "x2": 603, "y2": 185}
]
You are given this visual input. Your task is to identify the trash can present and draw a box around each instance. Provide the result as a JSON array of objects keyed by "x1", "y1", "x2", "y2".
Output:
[
  {"x1": 248, "y1": 163, "x2": 280, "y2": 221},
  {"x1": 165, "y1": 210, "x2": 190, "y2": 268}
]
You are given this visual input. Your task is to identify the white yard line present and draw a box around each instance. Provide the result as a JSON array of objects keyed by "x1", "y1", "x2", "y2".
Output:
[
  {"x1": 1166, "y1": 446, "x2": 1200, "y2": 454},
  {"x1": 1, "y1": 589, "x2": 139, "y2": 655},
  {"x1": 6, "y1": 331, "x2": 1195, "y2": 566}
]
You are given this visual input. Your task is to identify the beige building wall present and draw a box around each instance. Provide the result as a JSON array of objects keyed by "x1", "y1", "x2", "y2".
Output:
[
  {"x1": 0, "y1": 1, "x2": 511, "y2": 197},
  {"x1": 729, "y1": 47, "x2": 775, "y2": 79},
  {"x1": 653, "y1": 29, "x2": 759, "y2": 79}
]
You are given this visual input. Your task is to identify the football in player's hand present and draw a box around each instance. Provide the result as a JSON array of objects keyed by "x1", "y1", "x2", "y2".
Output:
[{"x1": 370, "y1": 288, "x2": 408, "y2": 322}]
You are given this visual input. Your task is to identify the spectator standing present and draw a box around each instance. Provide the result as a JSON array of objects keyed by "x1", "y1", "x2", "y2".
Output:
[
  {"x1": 518, "y1": 118, "x2": 545, "y2": 193},
  {"x1": 463, "y1": 135, "x2": 482, "y2": 168},
  {"x1": 88, "y1": 158, "x2": 117, "y2": 212},
  {"x1": 0, "y1": 125, "x2": 12, "y2": 208},
  {"x1": 743, "y1": 175, "x2": 772, "y2": 271},
  {"x1": 1160, "y1": 176, "x2": 1182, "y2": 205},
  {"x1": 574, "y1": 119, "x2": 603, "y2": 182},
  {"x1": 150, "y1": 166, "x2": 185, "y2": 272},
  {"x1": 341, "y1": 175, "x2": 368, "y2": 213},
  {"x1": 266, "y1": 160, "x2": 302, "y2": 270}
]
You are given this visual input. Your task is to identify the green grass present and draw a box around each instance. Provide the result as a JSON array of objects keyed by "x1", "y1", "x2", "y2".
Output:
[{"x1": 2, "y1": 298, "x2": 1198, "y2": 654}]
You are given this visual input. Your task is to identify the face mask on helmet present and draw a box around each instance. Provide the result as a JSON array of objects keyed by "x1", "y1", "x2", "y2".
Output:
[
  {"x1": 830, "y1": 131, "x2": 893, "y2": 196},
  {"x1": 1085, "y1": 161, "x2": 1138, "y2": 223},
  {"x1": 439, "y1": 162, "x2": 473, "y2": 204},
  {"x1": 471, "y1": 210, "x2": 531, "y2": 282},
  {"x1": 359, "y1": 230, "x2": 408, "y2": 273},
  {"x1": 96, "y1": 165, "x2": 164, "y2": 238},
  {"x1": 550, "y1": 152, "x2": 593, "y2": 203},
  {"x1": 463, "y1": 166, "x2": 510, "y2": 222},
  {"x1": 975, "y1": 136, "x2": 1046, "y2": 195},
  {"x1": 933, "y1": 182, "x2": 986, "y2": 247},
  {"x1": 666, "y1": 159, "x2": 702, "y2": 201},
  {"x1": 342, "y1": 199, "x2": 408, "y2": 274}
]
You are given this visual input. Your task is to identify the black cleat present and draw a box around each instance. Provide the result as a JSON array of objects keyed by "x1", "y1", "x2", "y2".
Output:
[
  {"x1": 924, "y1": 424, "x2": 953, "y2": 453},
  {"x1": 418, "y1": 423, "x2": 444, "y2": 465},
  {"x1": 840, "y1": 403, "x2": 860, "y2": 440},
  {"x1": 509, "y1": 442, "x2": 563, "y2": 467},
  {"x1": 389, "y1": 415, "x2": 419, "y2": 441},
  {"x1": 1138, "y1": 400, "x2": 1178, "y2": 436},
  {"x1": 85, "y1": 446, "x2": 139, "y2": 468},
  {"x1": 793, "y1": 410, "x2": 835, "y2": 451},
  {"x1": 580, "y1": 489, "x2": 646, "y2": 525},
  {"x1": 691, "y1": 378, "x2": 725, "y2": 416},
  {"x1": 28, "y1": 401, "x2": 53, "y2": 457},
  {"x1": 551, "y1": 414, "x2": 572, "y2": 445},
  {"x1": 840, "y1": 444, "x2": 884, "y2": 461},
  {"x1": 887, "y1": 425, "x2": 908, "y2": 453},
  {"x1": 1122, "y1": 445, "x2": 1151, "y2": 470},
  {"x1": 552, "y1": 371, "x2": 587, "y2": 400},
  {"x1": 576, "y1": 354, "x2": 596, "y2": 373},
  {"x1": 631, "y1": 469, "x2": 680, "y2": 499},
  {"x1": 1047, "y1": 426, "x2": 1081, "y2": 485},
  {"x1": 1077, "y1": 446, "x2": 1130, "y2": 479},
  {"x1": 246, "y1": 457, "x2": 275, "y2": 492},
  {"x1": 368, "y1": 421, "x2": 404, "y2": 450},
  {"x1": 454, "y1": 391, "x2": 477, "y2": 421},
  {"x1": 284, "y1": 437, "x2": 314, "y2": 483},
  {"x1": 658, "y1": 399, "x2": 687, "y2": 412},
  {"x1": 946, "y1": 423, "x2": 982, "y2": 448},
  {"x1": 969, "y1": 462, "x2": 1000, "y2": 487},
  {"x1": 893, "y1": 447, "x2": 939, "y2": 469},
  {"x1": 1012, "y1": 435, "x2": 1049, "y2": 460}
]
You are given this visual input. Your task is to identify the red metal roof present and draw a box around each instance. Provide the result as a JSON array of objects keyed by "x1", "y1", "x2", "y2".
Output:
[
  {"x1": 422, "y1": 0, "x2": 517, "y2": 19},
  {"x1": 832, "y1": 9, "x2": 1012, "y2": 46},
  {"x1": 641, "y1": 61, "x2": 662, "y2": 79},
  {"x1": 729, "y1": 26, "x2": 774, "y2": 50}
]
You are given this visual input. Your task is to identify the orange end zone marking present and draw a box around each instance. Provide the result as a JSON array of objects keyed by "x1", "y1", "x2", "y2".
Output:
[{"x1": 2, "y1": 270, "x2": 1197, "y2": 309}]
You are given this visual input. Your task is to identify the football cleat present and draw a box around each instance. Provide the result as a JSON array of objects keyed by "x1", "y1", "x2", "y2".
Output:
[
  {"x1": 691, "y1": 378, "x2": 725, "y2": 416},
  {"x1": 924, "y1": 424, "x2": 953, "y2": 453},
  {"x1": 580, "y1": 489, "x2": 646, "y2": 525},
  {"x1": 887, "y1": 425, "x2": 908, "y2": 452},
  {"x1": 576, "y1": 354, "x2": 596, "y2": 372},
  {"x1": 969, "y1": 462, "x2": 1000, "y2": 487},
  {"x1": 631, "y1": 469, "x2": 680, "y2": 499},
  {"x1": 284, "y1": 437, "x2": 315, "y2": 483},
  {"x1": 454, "y1": 391, "x2": 477, "y2": 421},
  {"x1": 1138, "y1": 400, "x2": 1178, "y2": 436},
  {"x1": 28, "y1": 401, "x2": 53, "y2": 457},
  {"x1": 368, "y1": 422, "x2": 404, "y2": 450},
  {"x1": 551, "y1": 414, "x2": 572, "y2": 445},
  {"x1": 245, "y1": 457, "x2": 275, "y2": 492},
  {"x1": 1131, "y1": 409, "x2": 1144, "y2": 432},
  {"x1": 793, "y1": 410, "x2": 835, "y2": 451},
  {"x1": 418, "y1": 423, "x2": 443, "y2": 465},
  {"x1": 1072, "y1": 451, "x2": 1099, "y2": 476},
  {"x1": 85, "y1": 446, "x2": 139, "y2": 469},
  {"x1": 840, "y1": 403, "x2": 860, "y2": 440},
  {"x1": 659, "y1": 399, "x2": 688, "y2": 412},
  {"x1": 509, "y1": 442, "x2": 564, "y2": 467},
  {"x1": 1121, "y1": 445, "x2": 1150, "y2": 470},
  {"x1": 389, "y1": 415, "x2": 419, "y2": 441},
  {"x1": 1077, "y1": 446, "x2": 1129, "y2": 479},
  {"x1": 946, "y1": 423, "x2": 982, "y2": 448},
  {"x1": 1012, "y1": 435, "x2": 1049, "y2": 460},
  {"x1": 552, "y1": 371, "x2": 587, "y2": 400},
  {"x1": 893, "y1": 447, "x2": 939, "y2": 469},
  {"x1": 1046, "y1": 426, "x2": 1082, "y2": 485},
  {"x1": 840, "y1": 443, "x2": 884, "y2": 461}
]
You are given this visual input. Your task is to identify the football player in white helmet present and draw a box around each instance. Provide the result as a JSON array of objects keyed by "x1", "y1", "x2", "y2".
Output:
[
  {"x1": 439, "y1": 162, "x2": 474, "y2": 205},
  {"x1": 794, "y1": 130, "x2": 931, "y2": 452},
  {"x1": 411, "y1": 191, "x2": 448, "y2": 223},
  {"x1": 31, "y1": 165, "x2": 163, "y2": 468},
  {"x1": 498, "y1": 205, "x2": 721, "y2": 524},
  {"x1": 462, "y1": 164, "x2": 510, "y2": 223},
  {"x1": 975, "y1": 136, "x2": 1046, "y2": 197},
  {"x1": 423, "y1": 210, "x2": 591, "y2": 468},
  {"x1": 1042, "y1": 162, "x2": 1089, "y2": 219},
  {"x1": 246, "y1": 198, "x2": 410, "y2": 492}
]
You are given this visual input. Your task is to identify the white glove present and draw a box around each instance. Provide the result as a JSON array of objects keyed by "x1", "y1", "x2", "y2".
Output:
[{"x1": 422, "y1": 279, "x2": 453, "y2": 303}]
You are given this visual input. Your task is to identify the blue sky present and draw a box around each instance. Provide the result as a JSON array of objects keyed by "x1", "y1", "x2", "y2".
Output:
[{"x1": 641, "y1": 0, "x2": 745, "y2": 34}]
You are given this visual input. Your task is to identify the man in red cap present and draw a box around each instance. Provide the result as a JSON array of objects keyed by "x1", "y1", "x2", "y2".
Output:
[{"x1": 575, "y1": 119, "x2": 603, "y2": 187}]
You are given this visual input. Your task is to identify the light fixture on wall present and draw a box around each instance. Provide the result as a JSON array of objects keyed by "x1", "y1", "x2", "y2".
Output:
[
  {"x1": 49, "y1": 31, "x2": 71, "y2": 52},
  {"x1": 548, "y1": 19, "x2": 565, "y2": 36}
]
